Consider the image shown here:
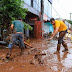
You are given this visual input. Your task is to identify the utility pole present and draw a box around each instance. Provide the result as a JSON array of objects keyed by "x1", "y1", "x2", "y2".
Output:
[
  {"x1": 41, "y1": 0, "x2": 44, "y2": 21},
  {"x1": 69, "y1": 13, "x2": 72, "y2": 28},
  {"x1": 41, "y1": 0, "x2": 44, "y2": 37},
  {"x1": 70, "y1": 13, "x2": 72, "y2": 20}
]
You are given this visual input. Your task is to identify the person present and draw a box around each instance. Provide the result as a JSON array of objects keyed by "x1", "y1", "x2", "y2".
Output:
[
  {"x1": 49, "y1": 18, "x2": 68, "y2": 53},
  {"x1": 6, "y1": 17, "x2": 25, "y2": 58}
]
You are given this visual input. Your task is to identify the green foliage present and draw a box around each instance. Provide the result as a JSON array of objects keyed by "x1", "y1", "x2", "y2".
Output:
[
  {"x1": 67, "y1": 20, "x2": 72, "y2": 24},
  {"x1": 65, "y1": 19, "x2": 72, "y2": 24},
  {"x1": 0, "y1": 0, "x2": 28, "y2": 28},
  {"x1": 23, "y1": 22, "x2": 33, "y2": 30}
]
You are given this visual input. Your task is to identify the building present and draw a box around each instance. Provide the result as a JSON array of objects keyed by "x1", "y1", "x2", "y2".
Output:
[
  {"x1": 64, "y1": 21, "x2": 71, "y2": 29},
  {"x1": 23, "y1": 0, "x2": 53, "y2": 37},
  {"x1": 44, "y1": 0, "x2": 53, "y2": 34}
]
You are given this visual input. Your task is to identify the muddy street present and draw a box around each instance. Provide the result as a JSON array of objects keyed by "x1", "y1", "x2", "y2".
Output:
[{"x1": 0, "y1": 39, "x2": 72, "y2": 72}]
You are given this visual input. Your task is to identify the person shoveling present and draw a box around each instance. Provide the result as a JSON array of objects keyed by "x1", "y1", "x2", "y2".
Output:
[
  {"x1": 49, "y1": 18, "x2": 68, "y2": 54},
  {"x1": 6, "y1": 17, "x2": 25, "y2": 59}
]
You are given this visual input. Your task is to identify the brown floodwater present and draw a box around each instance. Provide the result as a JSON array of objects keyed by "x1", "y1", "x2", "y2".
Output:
[{"x1": 0, "y1": 38, "x2": 72, "y2": 72}]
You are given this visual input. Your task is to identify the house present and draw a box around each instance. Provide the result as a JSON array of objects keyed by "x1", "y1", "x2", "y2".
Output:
[{"x1": 23, "y1": 0, "x2": 53, "y2": 38}]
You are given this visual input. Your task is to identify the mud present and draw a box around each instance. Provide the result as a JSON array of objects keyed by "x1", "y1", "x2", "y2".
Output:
[{"x1": 0, "y1": 38, "x2": 72, "y2": 72}]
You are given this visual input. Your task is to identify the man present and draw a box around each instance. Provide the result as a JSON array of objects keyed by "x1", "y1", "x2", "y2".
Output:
[
  {"x1": 7, "y1": 17, "x2": 25, "y2": 57},
  {"x1": 49, "y1": 18, "x2": 68, "y2": 53}
]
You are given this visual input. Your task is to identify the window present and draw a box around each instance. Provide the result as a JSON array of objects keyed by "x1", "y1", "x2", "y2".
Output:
[{"x1": 31, "y1": 0, "x2": 33, "y2": 7}]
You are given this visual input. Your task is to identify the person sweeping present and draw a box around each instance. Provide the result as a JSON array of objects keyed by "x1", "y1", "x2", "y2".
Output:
[{"x1": 49, "y1": 18, "x2": 68, "y2": 53}]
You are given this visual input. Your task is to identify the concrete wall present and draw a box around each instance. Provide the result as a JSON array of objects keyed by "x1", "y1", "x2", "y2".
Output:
[
  {"x1": 24, "y1": 0, "x2": 41, "y2": 16},
  {"x1": 44, "y1": 0, "x2": 52, "y2": 19},
  {"x1": 23, "y1": 0, "x2": 52, "y2": 20},
  {"x1": 23, "y1": 3, "x2": 39, "y2": 16}
]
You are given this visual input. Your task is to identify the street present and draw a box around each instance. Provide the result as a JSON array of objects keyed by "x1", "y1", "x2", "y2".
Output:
[
  {"x1": 0, "y1": 38, "x2": 72, "y2": 72},
  {"x1": 1, "y1": 0, "x2": 72, "y2": 72}
]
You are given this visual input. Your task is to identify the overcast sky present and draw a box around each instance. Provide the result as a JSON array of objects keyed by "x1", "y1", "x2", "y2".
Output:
[{"x1": 52, "y1": 0, "x2": 72, "y2": 20}]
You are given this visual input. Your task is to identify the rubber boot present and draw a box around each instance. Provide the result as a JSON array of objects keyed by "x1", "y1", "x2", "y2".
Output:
[
  {"x1": 62, "y1": 43, "x2": 68, "y2": 52},
  {"x1": 6, "y1": 48, "x2": 12, "y2": 59},
  {"x1": 54, "y1": 44, "x2": 61, "y2": 54}
]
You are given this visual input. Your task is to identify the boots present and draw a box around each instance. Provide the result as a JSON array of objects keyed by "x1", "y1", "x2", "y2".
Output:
[
  {"x1": 54, "y1": 44, "x2": 61, "y2": 54},
  {"x1": 6, "y1": 53, "x2": 11, "y2": 59},
  {"x1": 6, "y1": 48, "x2": 12, "y2": 59},
  {"x1": 62, "y1": 43, "x2": 68, "y2": 52}
]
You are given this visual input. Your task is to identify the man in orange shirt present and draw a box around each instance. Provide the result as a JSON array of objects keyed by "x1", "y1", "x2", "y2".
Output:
[{"x1": 49, "y1": 18, "x2": 68, "y2": 53}]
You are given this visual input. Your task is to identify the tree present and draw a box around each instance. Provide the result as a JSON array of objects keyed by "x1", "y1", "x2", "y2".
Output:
[
  {"x1": 0, "y1": 0, "x2": 28, "y2": 28},
  {"x1": 0, "y1": 0, "x2": 33, "y2": 40},
  {"x1": 67, "y1": 20, "x2": 72, "y2": 24},
  {"x1": 23, "y1": 22, "x2": 33, "y2": 30},
  {"x1": 65, "y1": 19, "x2": 72, "y2": 24}
]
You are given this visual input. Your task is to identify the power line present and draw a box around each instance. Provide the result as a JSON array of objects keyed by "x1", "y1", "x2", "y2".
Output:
[
  {"x1": 44, "y1": 0, "x2": 61, "y2": 18},
  {"x1": 52, "y1": 6, "x2": 61, "y2": 18},
  {"x1": 52, "y1": 0, "x2": 70, "y2": 19}
]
